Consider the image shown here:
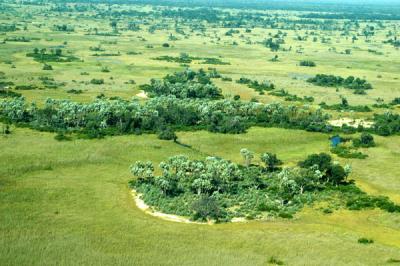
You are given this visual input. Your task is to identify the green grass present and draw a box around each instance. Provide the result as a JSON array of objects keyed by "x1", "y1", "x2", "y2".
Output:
[
  {"x1": 177, "y1": 127, "x2": 331, "y2": 165},
  {"x1": 1, "y1": 2, "x2": 400, "y2": 265},
  {"x1": 1, "y1": 126, "x2": 400, "y2": 265}
]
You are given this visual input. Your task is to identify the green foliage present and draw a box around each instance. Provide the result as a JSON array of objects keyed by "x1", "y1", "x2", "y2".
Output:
[
  {"x1": 129, "y1": 152, "x2": 397, "y2": 222},
  {"x1": 331, "y1": 146, "x2": 368, "y2": 159},
  {"x1": 268, "y1": 256, "x2": 284, "y2": 265},
  {"x1": 299, "y1": 60, "x2": 316, "y2": 67},
  {"x1": 319, "y1": 101, "x2": 371, "y2": 112},
  {"x1": 26, "y1": 48, "x2": 79, "y2": 63},
  {"x1": 269, "y1": 89, "x2": 314, "y2": 103},
  {"x1": 0, "y1": 94, "x2": 331, "y2": 138},
  {"x1": 192, "y1": 196, "x2": 226, "y2": 222},
  {"x1": 373, "y1": 112, "x2": 400, "y2": 136},
  {"x1": 358, "y1": 238, "x2": 374, "y2": 244},
  {"x1": 42, "y1": 64, "x2": 53, "y2": 70},
  {"x1": 353, "y1": 133, "x2": 375, "y2": 148},
  {"x1": 261, "y1": 152, "x2": 282, "y2": 171},
  {"x1": 140, "y1": 69, "x2": 223, "y2": 99},
  {"x1": 157, "y1": 128, "x2": 177, "y2": 141},
  {"x1": 308, "y1": 74, "x2": 373, "y2": 93},
  {"x1": 54, "y1": 132, "x2": 72, "y2": 141},
  {"x1": 90, "y1": 78, "x2": 104, "y2": 85},
  {"x1": 66, "y1": 89, "x2": 83, "y2": 94}
]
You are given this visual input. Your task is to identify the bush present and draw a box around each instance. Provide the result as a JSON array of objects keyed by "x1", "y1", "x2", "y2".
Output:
[
  {"x1": 54, "y1": 132, "x2": 72, "y2": 141},
  {"x1": 331, "y1": 146, "x2": 368, "y2": 159},
  {"x1": 353, "y1": 133, "x2": 375, "y2": 148},
  {"x1": 358, "y1": 238, "x2": 374, "y2": 244},
  {"x1": 299, "y1": 60, "x2": 316, "y2": 67},
  {"x1": 42, "y1": 64, "x2": 53, "y2": 70},
  {"x1": 90, "y1": 78, "x2": 104, "y2": 85},
  {"x1": 268, "y1": 256, "x2": 284, "y2": 265},
  {"x1": 191, "y1": 196, "x2": 226, "y2": 222},
  {"x1": 157, "y1": 128, "x2": 177, "y2": 141}
]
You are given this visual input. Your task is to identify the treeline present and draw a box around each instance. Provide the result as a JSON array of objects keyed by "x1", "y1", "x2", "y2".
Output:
[
  {"x1": 300, "y1": 12, "x2": 400, "y2": 21},
  {"x1": 0, "y1": 95, "x2": 331, "y2": 138},
  {"x1": 130, "y1": 152, "x2": 400, "y2": 222},
  {"x1": 26, "y1": 48, "x2": 80, "y2": 63},
  {"x1": 308, "y1": 74, "x2": 373, "y2": 94},
  {"x1": 153, "y1": 54, "x2": 230, "y2": 65},
  {"x1": 373, "y1": 112, "x2": 400, "y2": 136},
  {"x1": 0, "y1": 23, "x2": 18, "y2": 32}
]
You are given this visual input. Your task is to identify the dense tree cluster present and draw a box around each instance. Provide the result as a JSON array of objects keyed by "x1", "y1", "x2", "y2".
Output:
[
  {"x1": 373, "y1": 112, "x2": 400, "y2": 136},
  {"x1": 236, "y1": 78, "x2": 275, "y2": 94},
  {"x1": 140, "y1": 69, "x2": 223, "y2": 99},
  {"x1": 299, "y1": 60, "x2": 316, "y2": 67},
  {"x1": 308, "y1": 74, "x2": 373, "y2": 94},
  {"x1": 130, "y1": 152, "x2": 399, "y2": 222},
  {"x1": 26, "y1": 48, "x2": 79, "y2": 63},
  {"x1": 0, "y1": 93, "x2": 332, "y2": 138}
]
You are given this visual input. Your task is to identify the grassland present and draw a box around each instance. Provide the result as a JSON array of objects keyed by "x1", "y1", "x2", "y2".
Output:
[
  {"x1": 1, "y1": 1, "x2": 400, "y2": 265},
  {"x1": 1, "y1": 125, "x2": 400, "y2": 265}
]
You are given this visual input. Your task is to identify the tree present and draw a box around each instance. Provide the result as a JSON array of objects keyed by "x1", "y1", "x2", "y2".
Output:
[
  {"x1": 359, "y1": 132, "x2": 375, "y2": 147},
  {"x1": 192, "y1": 177, "x2": 212, "y2": 195},
  {"x1": 261, "y1": 152, "x2": 282, "y2": 171},
  {"x1": 327, "y1": 163, "x2": 347, "y2": 185},
  {"x1": 158, "y1": 128, "x2": 177, "y2": 142},
  {"x1": 191, "y1": 196, "x2": 225, "y2": 222},
  {"x1": 130, "y1": 161, "x2": 154, "y2": 182},
  {"x1": 240, "y1": 148, "x2": 254, "y2": 167},
  {"x1": 154, "y1": 176, "x2": 171, "y2": 194},
  {"x1": 55, "y1": 48, "x2": 62, "y2": 56},
  {"x1": 110, "y1": 21, "x2": 117, "y2": 31},
  {"x1": 298, "y1": 153, "x2": 332, "y2": 172}
]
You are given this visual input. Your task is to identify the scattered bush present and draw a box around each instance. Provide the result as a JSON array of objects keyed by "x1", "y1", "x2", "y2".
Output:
[{"x1": 358, "y1": 238, "x2": 374, "y2": 244}]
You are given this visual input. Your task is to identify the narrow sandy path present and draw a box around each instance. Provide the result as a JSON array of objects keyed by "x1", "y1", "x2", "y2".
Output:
[{"x1": 131, "y1": 190, "x2": 246, "y2": 224}]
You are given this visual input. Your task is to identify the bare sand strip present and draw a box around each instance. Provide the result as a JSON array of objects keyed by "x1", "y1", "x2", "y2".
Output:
[
  {"x1": 132, "y1": 190, "x2": 246, "y2": 224},
  {"x1": 135, "y1": 91, "x2": 148, "y2": 99},
  {"x1": 328, "y1": 118, "x2": 374, "y2": 128}
]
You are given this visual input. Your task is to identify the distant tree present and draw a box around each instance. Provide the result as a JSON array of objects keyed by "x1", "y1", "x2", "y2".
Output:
[
  {"x1": 261, "y1": 152, "x2": 282, "y2": 172},
  {"x1": 240, "y1": 148, "x2": 254, "y2": 167}
]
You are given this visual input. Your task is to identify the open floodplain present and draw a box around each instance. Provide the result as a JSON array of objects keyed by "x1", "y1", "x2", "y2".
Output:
[{"x1": 1, "y1": 0, "x2": 400, "y2": 265}]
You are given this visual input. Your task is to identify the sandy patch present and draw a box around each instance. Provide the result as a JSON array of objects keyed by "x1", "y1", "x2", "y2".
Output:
[
  {"x1": 328, "y1": 118, "x2": 374, "y2": 128},
  {"x1": 136, "y1": 91, "x2": 148, "y2": 99},
  {"x1": 132, "y1": 190, "x2": 247, "y2": 224},
  {"x1": 132, "y1": 190, "x2": 209, "y2": 224}
]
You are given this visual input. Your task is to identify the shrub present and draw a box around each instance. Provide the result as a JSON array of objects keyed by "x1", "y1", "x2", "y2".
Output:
[
  {"x1": 358, "y1": 238, "x2": 374, "y2": 244},
  {"x1": 90, "y1": 78, "x2": 104, "y2": 85},
  {"x1": 157, "y1": 128, "x2": 177, "y2": 141},
  {"x1": 353, "y1": 133, "x2": 375, "y2": 148},
  {"x1": 42, "y1": 64, "x2": 53, "y2": 70},
  {"x1": 54, "y1": 132, "x2": 72, "y2": 141},
  {"x1": 299, "y1": 60, "x2": 316, "y2": 67},
  {"x1": 268, "y1": 256, "x2": 284, "y2": 265},
  {"x1": 331, "y1": 146, "x2": 368, "y2": 159},
  {"x1": 191, "y1": 196, "x2": 226, "y2": 222}
]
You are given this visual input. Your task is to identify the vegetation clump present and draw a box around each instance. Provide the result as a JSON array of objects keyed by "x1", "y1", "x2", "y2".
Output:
[
  {"x1": 130, "y1": 152, "x2": 399, "y2": 222},
  {"x1": 26, "y1": 48, "x2": 79, "y2": 63},
  {"x1": 308, "y1": 74, "x2": 373, "y2": 94},
  {"x1": 140, "y1": 69, "x2": 223, "y2": 99},
  {"x1": 299, "y1": 60, "x2": 316, "y2": 67}
]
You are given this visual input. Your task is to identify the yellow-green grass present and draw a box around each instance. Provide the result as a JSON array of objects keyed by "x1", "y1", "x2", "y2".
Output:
[
  {"x1": 1, "y1": 4, "x2": 400, "y2": 265},
  {"x1": 1, "y1": 6, "x2": 399, "y2": 108},
  {"x1": 1, "y1": 126, "x2": 400, "y2": 265}
]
